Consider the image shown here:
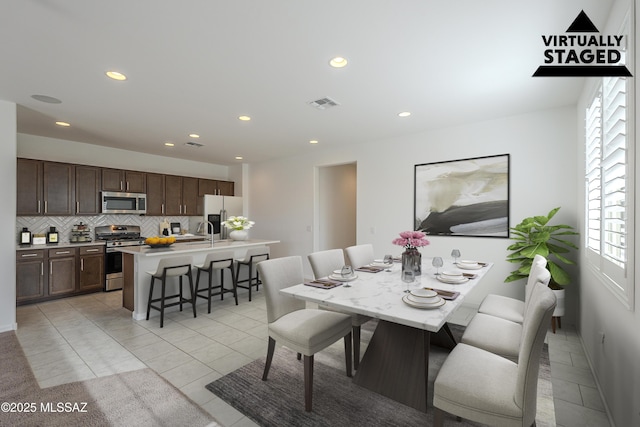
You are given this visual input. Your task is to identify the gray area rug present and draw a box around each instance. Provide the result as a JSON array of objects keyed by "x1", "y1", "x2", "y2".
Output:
[
  {"x1": 206, "y1": 323, "x2": 555, "y2": 427},
  {"x1": 0, "y1": 331, "x2": 218, "y2": 427}
]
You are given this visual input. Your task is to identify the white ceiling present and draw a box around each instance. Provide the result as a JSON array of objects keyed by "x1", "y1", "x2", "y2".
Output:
[{"x1": 0, "y1": 0, "x2": 614, "y2": 165}]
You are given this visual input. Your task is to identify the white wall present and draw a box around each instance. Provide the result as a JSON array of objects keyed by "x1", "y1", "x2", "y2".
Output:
[
  {"x1": 17, "y1": 134, "x2": 230, "y2": 180},
  {"x1": 0, "y1": 101, "x2": 17, "y2": 332},
  {"x1": 248, "y1": 106, "x2": 579, "y2": 315},
  {"x1": 318, "y1": 163, "x2": 357, "y2": 251},
  {"x1": 574, "y1": 0, "x2": 639, "y2": 425}
]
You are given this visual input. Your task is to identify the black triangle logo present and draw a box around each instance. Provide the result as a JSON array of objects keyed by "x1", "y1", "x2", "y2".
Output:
[{"x1": 566, "y1": 10, "x2": 599, "y2": 32}]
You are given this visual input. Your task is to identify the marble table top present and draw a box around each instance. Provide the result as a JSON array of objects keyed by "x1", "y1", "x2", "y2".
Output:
[{"x1": 281, "y1": 258, "x2": 493, "y2": 332}]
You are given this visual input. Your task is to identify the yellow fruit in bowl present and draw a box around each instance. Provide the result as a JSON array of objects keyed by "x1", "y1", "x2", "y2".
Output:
[
  {"x1": 145, "y1": 236, "x2": 160, "y2": 245},
  {"x1": 167, "y1": 236, "x2": 176, "y2": 244},
  {"x1": 158, "y1": 237, "x2": 168, "y2": 245}
]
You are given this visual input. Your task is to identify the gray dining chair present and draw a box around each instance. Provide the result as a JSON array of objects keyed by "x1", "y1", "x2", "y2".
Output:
[
  {"x1": 478, "y1": 254, "x2": 548, "y2": 324},
  {"x1": 258, "y1": 256, "x2": 353, "y2": 412},
  {"x1": 460, "y1": 268, "x2": 551, "y2": 362},
  {"x1": 308, "y1": 249, "x2": 372, "y2": 370},
  {"x1": 344, "y1": 244, "x2": 375, "y2": 269},
  {"x1": 433, "y1": 281, "x2": 557, "y2": 426}
]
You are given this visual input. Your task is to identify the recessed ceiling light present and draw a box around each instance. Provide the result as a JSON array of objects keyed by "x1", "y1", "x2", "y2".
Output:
[
  {"x1": 189, "y1": 133, "x2": 200, "y2": 138},
  {"x1": 309, "y1": 140, "x2": 318, "y2": 144},
  {"x1": 32, "y1": 94, "x2": 62, "y2": 104},
  {"x1": 55, "y1": 121, "x2": 70, "y2": 127},
  {"x1": 398, "y1": 112, "x2": 411, "y2": 117},
  {"x1": 329, "y1": 57, "x2": 348, "y2": 68},
  {"x1": 106, "y1": 71, "x2": 127, "y2": 81},
  {"x1": 238, "y1": 115, "x2": 251, "y2": 121},
  {"x1": 235, "y1": 156, "x2": 243, "y2": 160},
  {"x1": 164, "y1": 142, "x2": 175, "y2": 147}
]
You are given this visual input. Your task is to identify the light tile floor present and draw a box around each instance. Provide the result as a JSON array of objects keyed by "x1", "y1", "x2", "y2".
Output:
[{"x1": 15, "y1": 290, "x2": 610, "y2": 427}]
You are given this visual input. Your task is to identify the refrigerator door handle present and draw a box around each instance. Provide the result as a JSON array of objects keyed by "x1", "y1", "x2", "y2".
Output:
[{"x1": 220, "y1": 209, "x2": 227, "y2": 239}]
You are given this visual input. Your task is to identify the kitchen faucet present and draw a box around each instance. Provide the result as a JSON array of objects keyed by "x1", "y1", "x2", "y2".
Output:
[{"x1": 197, "y1": 221, "x2": 216, "y2": 247}]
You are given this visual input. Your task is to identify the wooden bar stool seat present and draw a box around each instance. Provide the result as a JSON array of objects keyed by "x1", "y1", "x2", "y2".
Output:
[
  {"x1": 195, "y1": 250, "x2": 238, "y2": 313},
  {"x1": 146, "y1": 256, "x2": 196, "y2": 328}
]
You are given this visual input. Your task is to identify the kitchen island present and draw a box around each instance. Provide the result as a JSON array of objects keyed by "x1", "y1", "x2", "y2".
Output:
[{"x1": 118, "y1": 239, "x2": 279, "y2": 320}]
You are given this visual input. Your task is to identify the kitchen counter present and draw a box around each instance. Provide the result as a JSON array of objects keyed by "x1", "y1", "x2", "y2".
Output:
[
  {"x1": 119, "y1": 239, "x2": 280, "y2": 319},
  {"x1": 17, "y1": 241, "x2": 105, "y2": 251}
]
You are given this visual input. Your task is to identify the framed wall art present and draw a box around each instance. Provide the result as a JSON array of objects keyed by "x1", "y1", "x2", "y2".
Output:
[{"x1": 414, "y1": 154, "x2": 510, "y2": 238}]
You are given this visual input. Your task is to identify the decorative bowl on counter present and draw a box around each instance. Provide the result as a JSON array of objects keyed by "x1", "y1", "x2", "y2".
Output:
[
  {"x1": 147, "y1": 243, "x2": 174, "y2": 249},
  {"x1": 144, "y1": 236, "x2": 176, "y2": 248}
]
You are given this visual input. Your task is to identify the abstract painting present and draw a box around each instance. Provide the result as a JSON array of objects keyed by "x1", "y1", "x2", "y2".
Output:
[{"x1": 414, "y1": 154, "x2": 510, "y2": 237}]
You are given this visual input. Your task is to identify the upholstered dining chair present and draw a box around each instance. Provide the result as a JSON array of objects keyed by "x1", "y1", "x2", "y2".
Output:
[
  {"x1": 257, "y1": 256, "x2": 353, "y2": 412},
  {"x1": 477, "y1": 254, "x2": 548, "y2": 324},
  {"x1": 459, "y1": 268, "x2": 551, "y2": 362},
  {"x1": 308, "y1": 249, "x2": 372, "y2": 370},
  {"x1": 344, "y1": 244, "x2": 375, "y2": 269},
  {"x1": 433, "y1": 281, "x2": 556, "y2": 427}
]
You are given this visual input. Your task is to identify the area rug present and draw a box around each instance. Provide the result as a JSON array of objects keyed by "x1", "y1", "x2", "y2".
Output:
[
  {"x1": 0, "y1": 331, "x2": 219, "y2": 427},
  {"x1": 206, "y1": 323, "x2": 555, "y2": 427}
]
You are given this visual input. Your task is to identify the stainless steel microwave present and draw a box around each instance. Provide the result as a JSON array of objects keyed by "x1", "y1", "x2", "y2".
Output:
[{"x1": 101, "y1": 192, "x2": 147, "y2": 214}]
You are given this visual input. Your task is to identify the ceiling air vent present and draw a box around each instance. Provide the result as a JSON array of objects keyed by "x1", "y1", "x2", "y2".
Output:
[
  {"x1": 184, "y1": 141, "x2": 204, "y2": 148},
  {"x1": 308, "y1": 97, "x2": 340, "y2": 110}
]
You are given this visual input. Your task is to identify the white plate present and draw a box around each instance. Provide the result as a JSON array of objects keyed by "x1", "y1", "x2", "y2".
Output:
[
  {"x1": 407, "y1": 294, "x2": 441, "y2": 304},
  {"x1": 437, "y1": 275, "x2": 469, "y2": 284},
  {"x1": 402, "y1": 295, "x2": 445, "y2": 309},
  {"x1": 329, "y1": 273, "x2": 358, "y2": 282},
  {"x1": 370, "y1": 262, "x2": 393, "y2": 268},
  {"x1": 456, "y1": 262, "x2": 482, "y2": 270},
  {"x1": 410, "y1": 288, "x2": 438, "y2": 298},
  {"x1": 441, "y1": 270, "x2": 463, "y2": 278}
]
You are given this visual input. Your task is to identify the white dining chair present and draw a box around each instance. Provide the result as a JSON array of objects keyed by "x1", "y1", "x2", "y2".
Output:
[
  {"x1": 459, "y1": 268, "x2": 550, "y2": 362},
  {"x1": 433, "y1": 281, "x2": 557, "y2": 427},
  {"x1": 344, "y1": 244, "x2": 375, "y2": 269},
  {"x1": 308, "y1": 249, "x2": 372, "y2": 370},
  {"x1": 257, "y1": 256, "x2": 353, "y2": 412},
  {"x1": 478, "y1": 254, "x2": 548, "y2": 324}
]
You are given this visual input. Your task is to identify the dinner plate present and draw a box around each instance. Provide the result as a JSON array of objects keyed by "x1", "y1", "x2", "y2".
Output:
[
  {"x1": 437, "y1": 275, "x2": 469, "y2": 284},
  {"x1": 329, "y1": 273, "x2": 358, "y2": 282},
  {"x1": 441, "y1": 270, "x2": 463, "y2": 278},
  {"x1": 370, "y1": 262, "x2": 393, "y2": 268},
  {"x1": 402, "y1": 295, "x2": 445, "y2": 309}
]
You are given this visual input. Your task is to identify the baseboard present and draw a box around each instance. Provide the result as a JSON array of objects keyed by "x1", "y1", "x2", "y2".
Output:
[
  {"x1": 577, "y1": 329, "x2": 615, "y2": 427},
  {"x1": 0, "y1": 322, "x2": 18, "y2": 333}
]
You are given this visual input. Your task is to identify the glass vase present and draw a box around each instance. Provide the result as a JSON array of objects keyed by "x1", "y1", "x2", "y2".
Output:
[{"x1": 401, "y1": 248, "x2": 422, "y2": 277}]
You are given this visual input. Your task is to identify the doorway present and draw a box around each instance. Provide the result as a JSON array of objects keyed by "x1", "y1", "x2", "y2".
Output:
[{"x1": 316, "y1": 162, "x2": 357, "y2": 251}]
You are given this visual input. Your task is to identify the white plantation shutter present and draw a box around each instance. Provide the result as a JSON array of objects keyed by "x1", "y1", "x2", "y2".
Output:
[{"x1": 583, "y1": 23, "x2": 633, "y2": 306}]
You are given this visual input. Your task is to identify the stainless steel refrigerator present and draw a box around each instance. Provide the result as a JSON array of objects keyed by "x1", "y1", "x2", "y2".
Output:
[{"x1": 203, "y1": 195, "x2": 243, "y2": 240}]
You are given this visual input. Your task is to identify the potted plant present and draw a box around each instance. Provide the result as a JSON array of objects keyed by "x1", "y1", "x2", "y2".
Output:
[
  {"x1": 223, "y1": 216, "x2": 255, "y2": 241},
  {"x1": 505, "y1": 207, "x2": 578, "y2": 317}
]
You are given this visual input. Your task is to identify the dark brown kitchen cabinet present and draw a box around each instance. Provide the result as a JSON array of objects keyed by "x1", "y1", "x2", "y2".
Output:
[
  {"x1": 17, "y1": 158, "x2": 43, "y2": 215},
  {"x1": 16, "y1": 250, "x2": 45, "y2": 303},
  {"x1": 75, "y1": 166, "x2": 101, "y2": 215},
  {"x1": 164, "y1": 175, "x2": 183, "y2": 215},
  {"x1": 102, "y1": 169, "x2": 146, "y2": 193},
  {"x1": 145, "y1": 173, "x2": 165, "y2": 215},
  {"x1": 217, "y1": 180, "x2": 234, "y2": 196},
  {"x1": 79, "y1": 246, "x2": 104, "y2": 291},
  {"x1": 182, "y1": 177, "x2": 199, "y2": 215},
  {"x1": 48, "y1": 248, "x2": 77, "y2": 297},
  {"x1": 43, "y1": 162, "x2": 75, "y2": 215},
  {"x1": 197, "y1": 179, "x2": 235, "y2": 215}
]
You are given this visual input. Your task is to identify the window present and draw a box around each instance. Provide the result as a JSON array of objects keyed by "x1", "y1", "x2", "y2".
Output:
[{"x1": 583, "y1": 16, "x2": 634, "y2": 308}]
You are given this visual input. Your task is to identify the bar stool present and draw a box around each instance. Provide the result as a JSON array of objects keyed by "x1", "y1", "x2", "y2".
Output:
[
  {"x1": 234, "y1": 247, "x2": 270, "y2": 301},
  {"x1": 146, "y1": 256, "x2": 196, "y2": 328},
  {"x1": 194, "y1": 251, "x2": 238, "y2": 313}
]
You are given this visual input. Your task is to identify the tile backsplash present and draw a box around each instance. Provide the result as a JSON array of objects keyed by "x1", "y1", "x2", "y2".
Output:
[{"x1": 16, "y1": 215, "x2": 204, "y2": 244}]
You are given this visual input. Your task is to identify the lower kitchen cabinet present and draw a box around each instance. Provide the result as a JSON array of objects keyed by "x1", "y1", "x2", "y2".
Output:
[
  {"x1": 16, "y1": 250, "x2": 45, "y2": 303},
  {"x1": 16, "y1": 245, "x2": 105, "y2": 305}
]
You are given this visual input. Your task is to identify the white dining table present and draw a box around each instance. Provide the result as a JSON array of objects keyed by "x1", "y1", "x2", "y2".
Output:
[{"x1": 280, "y1": 258, "x2": 493, "y2": 412}]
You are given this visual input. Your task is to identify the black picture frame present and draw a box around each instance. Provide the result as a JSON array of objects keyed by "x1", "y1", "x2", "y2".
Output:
[{"x1": 414, "y1": 154, "x2": 510, "y2": 238}]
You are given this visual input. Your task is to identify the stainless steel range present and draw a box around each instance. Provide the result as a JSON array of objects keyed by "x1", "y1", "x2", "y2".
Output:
[{"x1": 95, "y1": 225, "x2": 145, "y2": 291}]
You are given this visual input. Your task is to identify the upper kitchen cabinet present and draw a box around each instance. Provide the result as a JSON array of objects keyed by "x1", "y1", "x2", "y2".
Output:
[
  {"x1": 75, "y1": 165, "x2": 101, "y2": 215},
  {"x1": 43, "y1": 162, "x2": 75, "y2": 215},
  {"x1": 102, "y1": 169, "x2": 146, "y2": 193},
  {"x1": 17, "y1": 158, "x2": 43, "y2": 215},
  {"x1": 164, "y1": 175, "x2": 199, "y2": 215},
  {"x1": 182, "y1": 177, "x2": 199, "y2": 216},
  {"x1": 198, "y1": 178, "x2": 234, "y2": 197},
  {"x1": 145, "y1": 173, "x2": 165, "y2": 216}
]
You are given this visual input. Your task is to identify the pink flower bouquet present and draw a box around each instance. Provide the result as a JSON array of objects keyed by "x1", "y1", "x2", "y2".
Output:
[{"x1": 392, "y1": 230, "x2": 430, "y2": 249}]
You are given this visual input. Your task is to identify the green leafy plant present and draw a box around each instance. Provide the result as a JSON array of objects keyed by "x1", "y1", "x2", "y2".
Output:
[{"x1": 505, "y1": 207, "x2": 578, "y2": 288}]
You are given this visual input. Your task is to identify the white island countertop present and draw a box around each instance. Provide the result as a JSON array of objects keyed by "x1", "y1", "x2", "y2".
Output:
[{"x1": 117, "y1": 239, "x2": 279, "y2": 257}]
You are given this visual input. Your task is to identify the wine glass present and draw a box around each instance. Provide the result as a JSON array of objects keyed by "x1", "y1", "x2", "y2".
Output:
[
  {"x1": 432, "y1": 256, "x2": 444, "y2": 276},
  {"x1": 451, "y1": 249, "x2": 461, "y2": 265},
  {"x1": 383, "y1": 254, "x2": 393, "y2": 271},
  {"x1": 341, "y1": 265, "x2": 353, "y2": 287},
  {"x1": 401, "y1": 269, "x2": 415, "y2": 293}
]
